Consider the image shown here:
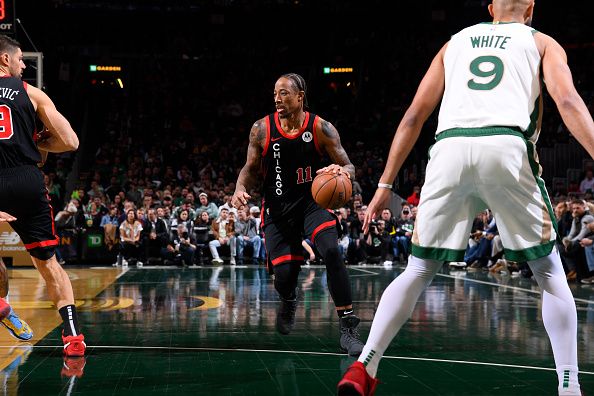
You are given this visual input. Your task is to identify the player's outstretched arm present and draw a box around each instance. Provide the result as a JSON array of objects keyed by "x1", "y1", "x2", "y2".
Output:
[
  {"x1": 537, "y1": 33, "x2": 594, "y2": 157},
  {"x1": 232, "y1": 120, "x2": 265, "y2": 208},
  {"x1": 316, "y1": 119, "x2": 355, "y2": 180},
  {"x1": 26, "y1": 85, "x2": 79, "y2": 153},
  {"x1": 363, "y1": 43, "x2": 447, "y2": 233}
]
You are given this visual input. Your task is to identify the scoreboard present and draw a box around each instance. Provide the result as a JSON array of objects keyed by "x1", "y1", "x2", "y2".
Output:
[{"x1": 0, "y1": 0, "x2": 15, "y2": 35}]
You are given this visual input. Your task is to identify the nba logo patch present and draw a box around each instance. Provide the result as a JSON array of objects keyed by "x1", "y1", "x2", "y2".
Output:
[{"x1": 302, "y1": 131, "x2": 313, "y2": 142}]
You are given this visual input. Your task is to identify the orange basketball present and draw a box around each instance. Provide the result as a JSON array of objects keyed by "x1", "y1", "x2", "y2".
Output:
[{"x1": 311, "y1": 172, "x2": 352, "y2": 209}]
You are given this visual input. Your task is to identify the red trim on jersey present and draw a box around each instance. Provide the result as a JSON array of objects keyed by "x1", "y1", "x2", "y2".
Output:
[
  {"x1": 274, "y1": 112, "x2": 310, "y2": 139},
  {"x1": 262, "y1": 116, "x2": 271, "y2": 157},
  {"x1": 311, "y1": 220, "x2": 337, "y2": 244},
  {"x1": 312, "y1": 115, "x2": 323, "y2": 155},
  {"x1": 24, "y1": 237, "x2": 59, "y2": 250},
  {"x1": 271, "y1": 254, "x2": 304, "y2": 266},
  {"x1": 23, "y1": 81, "x2": 28, "y2": 90}
]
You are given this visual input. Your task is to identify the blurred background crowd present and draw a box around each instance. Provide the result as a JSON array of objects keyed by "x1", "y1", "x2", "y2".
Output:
[{"x1": 6, "y1": 1, "x2": 592, "y2": 285}]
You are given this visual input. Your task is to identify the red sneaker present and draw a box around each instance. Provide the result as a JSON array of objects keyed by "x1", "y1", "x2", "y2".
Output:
[
  {"x1": 0, "y1": 298, "x2": 11, "y2": 320},
  {"x1": 61, "y1": 356, "x2": 86, "y2": 378},
  {"x1": 62, "y1": 333, "x2": 86, "y2": 357},
  {"x1": 337, "y1": 361, "x2": 379, "y2": 396}
]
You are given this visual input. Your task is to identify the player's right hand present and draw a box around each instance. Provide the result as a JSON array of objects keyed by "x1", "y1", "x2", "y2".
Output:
[
  {"x1": 0, "y1": 211, "x2": 16, "y2": 222},
  {"x1": 362, "y1": 188, "x2": 392, "y2": 234},
  {"x1": 232, "y1": 190, "x2": 251, "y2": 209}
]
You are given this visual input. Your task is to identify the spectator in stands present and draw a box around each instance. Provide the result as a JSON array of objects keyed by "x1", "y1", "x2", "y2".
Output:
[
  {"x1": 44, "y1": 173, "x2": 61, "y2": 210},
  {"x1": 193, "y1": 211, "x2": 213, "y2": 264},
  {"x1": 463, "y1": 210, "x2": 496, "y2": 269},
  {"x1": 235, "y1": 207, "x2": 262, "y2": 265},
  {"x1": 561, "y1": 199, "x2": 594, "y2": 282},
  {"x1": 394, "y1": 205, "x2": 414, "y2": 262},
  {"x1": 55, "y1": 200, "x2": 79, "y2": 231},
  {"x1": 141, "y1": 195, "x2": 153, "y2": 211},
  {"x1": 302, "y1": 239, "x2": 317, "y2": 265},
  {"x1": 162, "y1": 223, "x2": 196, "y2": 266},
  {"x1": 104, "y1": 176, "x2": 122, "y2": 202},
  {"x1": 579, "y1": 169, "x2": 594, "y2": 194},
  {"x1": 170, "y1": 209, "x2": 194, "y2": 239},
  {"x1": 248, "y1": 205, "x2": 265, "y2": 261},
  {"x1": 336, "y1": 208, "x2": 351, "y2": 262},
  {"x1": 208, "y1": 207, "x2": 236, "y2": 264},
  {"x1": 125, "y1": 181, "x2": 142, "y2": 206},
  {"x1": 198, "y1": 192, "x2": 219, "y2": 220},
  {"x1": 100, "y1": 205, "x2": 120, "y2": 252},
  {"x1": 406, "y1": 185, "x2": 421, "y2": 206},
  {"x1": 172, "y1": 198, "x2": 196, "y2": 222},
  {"x1": 349, "y1": 207, "x2": 367, "y2": 264},
  {"x1": 86, "y1": 180, "x2": 104, "y2": 200},
  {"x1": 579, "y1": 221, "x2": 594, "y2": 284},
  {"x1": 119, "y1": 209, "x2": 143, "y2": 266},
  {"x1": 112, "y1": 194, "x2": 124, "y2": 213},
  {"x1": 143, "y1": 208, "x2": 169, "y2": 263},
  {"x1": 365, "y1": 218, "x2": 390, "y2": 264},
  {"x1": 218, "y1": 194, "x2": 238, "y2": 217}
]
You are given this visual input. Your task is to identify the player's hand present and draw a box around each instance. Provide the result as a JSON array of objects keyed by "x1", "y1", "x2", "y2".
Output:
[
  {"x1": 362, "y1": 188, "x2": 392, "y2": 234},
  {"x1": 317, "y1": 164, "x2": 350, "y2": 178},
  {"x1": 232, "y1": 190, "x2": 251, "y2": 208},
  {"x1": 0, "y1": 211, "x2": 16, "y2": 222}
]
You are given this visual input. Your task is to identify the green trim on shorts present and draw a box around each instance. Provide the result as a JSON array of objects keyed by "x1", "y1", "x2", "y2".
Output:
[
  {"x1": 435, "y1": 126, "x2": 525, "y2": 141},
  {"x1": 523, "y1": 138, "x2": 559, "y2": 237},
  {"x1": 504, "y1": 241, "x2": 555, "y2": 262},
  {"x1": 412, "y1": 244, "x2": 465, "y2": 262}
]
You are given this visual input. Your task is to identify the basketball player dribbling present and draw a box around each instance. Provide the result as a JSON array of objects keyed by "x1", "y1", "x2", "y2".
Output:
[{"x1": 232, "y1": 73, "x2": 364, "y2": 356}]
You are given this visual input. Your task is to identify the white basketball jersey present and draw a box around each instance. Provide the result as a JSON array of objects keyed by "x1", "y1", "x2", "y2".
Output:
[{"x1": 437, "y1": 22, "x2": 542, "y2": 142}]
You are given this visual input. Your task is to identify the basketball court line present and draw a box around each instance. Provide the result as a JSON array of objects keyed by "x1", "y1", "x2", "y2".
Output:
[
  {"x1": 433, "y1": 269, "x2": 594, "y2": 305},
  {"x1": 1, "y1": 344, "x2": 591, "y2": 375}
]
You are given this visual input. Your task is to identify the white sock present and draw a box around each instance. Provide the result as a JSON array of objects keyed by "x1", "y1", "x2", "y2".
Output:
[
  {"x1": 358, "y1": 256, "x2": 442, "y2": 377},
  {"x1": 528, "y1": 250, "x2": 580, "y2": 391},
  {"x1": 556, "y1": 365, "x2": 580, "y2": 394}
]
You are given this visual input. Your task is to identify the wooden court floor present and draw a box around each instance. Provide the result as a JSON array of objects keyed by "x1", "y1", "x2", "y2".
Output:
[{"x1": 0, "y1": 264, "x2": 592, "y2": 395}]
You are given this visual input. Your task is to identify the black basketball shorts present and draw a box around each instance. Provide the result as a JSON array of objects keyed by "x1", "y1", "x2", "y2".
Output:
[
  {"x1": 262, "y1": 199, "x2": 338, "y2": 267},
  {"x1": 0, "y1": 165, "x2": 59, "y2": 258}
]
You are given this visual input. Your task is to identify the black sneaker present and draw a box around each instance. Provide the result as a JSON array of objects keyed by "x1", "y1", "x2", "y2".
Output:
[
  {"x1": 276, "y1": 290, "x2": 298, "y2": 335},
  {"x1": 339, "y1": 314, "x2": 364, "y2": 356}
]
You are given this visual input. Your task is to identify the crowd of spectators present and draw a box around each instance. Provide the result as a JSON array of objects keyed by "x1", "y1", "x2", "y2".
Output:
[{"x1": 26, "y1": 1, "x2": 592, "y2": 275}]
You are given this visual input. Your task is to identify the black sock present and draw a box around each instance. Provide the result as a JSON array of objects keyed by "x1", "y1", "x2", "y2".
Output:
[
  {"x1": 59, "y1": 305, "x2": 80, "y2": 337},
  {"x1": 337, "y1": 308, "x2": 354, "y2": 318}
]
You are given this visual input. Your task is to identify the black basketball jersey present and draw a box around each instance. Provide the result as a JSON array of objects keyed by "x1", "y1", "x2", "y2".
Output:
[
  {"x1": 0, "y1": 77, "x2": 40, "y2": 168},
  {"x1": 261, "y1": 111, "x2": 324, "y2": 217}
]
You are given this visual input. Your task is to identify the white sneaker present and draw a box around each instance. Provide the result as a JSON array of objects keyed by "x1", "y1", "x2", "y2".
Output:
[
  {"x1": 449, "y1": 261, "x2": 467, "y2": 269},
  {"x1": 558, "y1": 384, "x2": 581, "y2": 395},
  {"x1": 136, "y1": 261, "x2": 143, "y2": 268},
  {"x1": 212, "y1": 258, "x2": 223, "y2": 265},
  {"x1": 122, "y1": 259, "x2": 128, "y2": 267},
  {"x1": 383, "y1": 260, "x2": 393, "y2": 267},
  {"x1": 230, "y1": 256, "x2": 236, "y2": 265}
]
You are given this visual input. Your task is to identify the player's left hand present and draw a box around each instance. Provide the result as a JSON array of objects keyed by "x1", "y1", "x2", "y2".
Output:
[
  {"x1": 0, "y1": 211, "x2": 17, "y2": 222},
  {"x1": 316, "y1": 164, "x2": 350, "y2": 178}
]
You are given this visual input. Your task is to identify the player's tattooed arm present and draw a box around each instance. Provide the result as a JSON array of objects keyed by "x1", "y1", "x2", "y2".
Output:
[
  {"x1": 317, "y1": 119, "x2": 356, "y2": 180},
  {"x1": 232, "y1": 120, "x2": 266, "y2": 207}
]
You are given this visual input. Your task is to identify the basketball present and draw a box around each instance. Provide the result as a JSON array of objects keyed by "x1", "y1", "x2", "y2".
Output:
[{"x1": 311, "y1": 172, "x2": 352, "y2": 209}]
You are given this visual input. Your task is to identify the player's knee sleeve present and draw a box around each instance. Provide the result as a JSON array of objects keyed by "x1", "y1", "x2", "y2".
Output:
[
  {"x1": 315, "y1": 231, "x2": 342, "y2": 268},
  {"x1": 315, "y1": 230, "x2": 352, "y2": 307},
  {"x1": 273, "y1": 262, "x2": 301, "y2": 299},
  {"x1": 29, "y1": 246, "x2": 55, "y2": 261}
]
